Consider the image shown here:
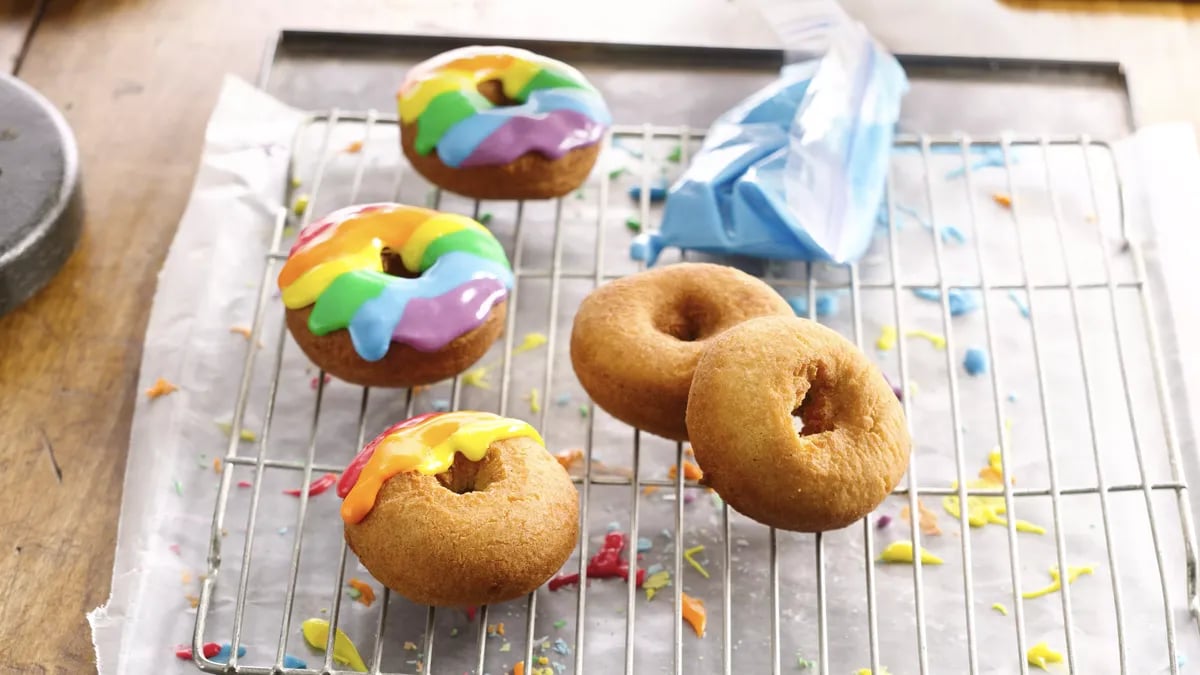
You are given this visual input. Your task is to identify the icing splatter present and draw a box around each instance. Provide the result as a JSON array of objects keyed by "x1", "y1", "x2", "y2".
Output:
[
  {"x1": 146, "y1": 377, "x2": 178, "y2": 399},
  {"x1": 644, "y1": 570, "x2": 671, "y2": 600},
  {"x1": 637, "y1": 537, "x2": 653, "y2": 553},
  {"x1": 667, "y1": 461, "x2": 703, "y2": 481},
  {"x1": 855, "y1": 668, "x2": 892, "y2": 675},
  {"x1": 992, "y1": 602, "x2": 1009, "y2": 615},
  {"x1": 1027, "y1": 642, "x2": 1063, "y2": 670},
  {"x1": 900, "y1": 499, "x2": 942, "y2": 536},
  {"x1": 1023, "y1": 565, "x2": 1094, "y2": 599},
  {"x1": 681, "y1": 592, "x2": 707, "y2": 638},
  {"x1": 906, "y1": 329, "x2": 947, "y2": 350},
  {"x1": 211, "y1": 644, "x2": 247, "y2": 664},
  {"x1": 1008, "y1": 290, "x2": 1031, "y2": 318},
  {"x1": 229, "y1": 325, "x2": 253, "y2": 339},
  {"x1": 302, "y1": 619, "x2": 368, "y2": 672},
  {"x1": 992, "y1": 192, "x2": 1014, "y2": 208},
  {"x1": 284, "y1": 654, "x2": 308, "y2": 668},
  {"x1": 284, "y1": 473, "x2": 337, "y2": 497},
  {"x1": 513, "y1": 332, "x2": 548, "y2": 354},
  {"x1": 878, "y1": 541, "x2": 943, "y2": 565},
  {"x1": 462, "y1": 366, "x2": 492, "y2": 389},
  {"x1": 549, "y1": 532, "x2": 645, "y2": 590},
  {"x1": 684, "y1": 545, "x2": 710, "y2": 579},
  {"x1": 625, "y1": 217, "x2": 642, "y2": 233},
  {"x1": 876, "y1": 514, "x2": 893, "y2": 529},
  {"x1": 527, "y1": 387, "x2": 541, "y2": 414},
  {"x1": 963, "y1": 348, "x2": 989, "y2": 376},
  {"x1": 554, "y1": 619, "x2": 567, "y2": 629},
  {"x1": 911, "y1": 287, "x2": 980, "y2": 316},
  {"x1": 292, "y1": 194, "x2": 310, "y2": 216},
  {"x1": 215, "y1": 421, "x2": 257, "y2": 442},
  {"x1": 347, "y1": 578, "x2": 375, "y2": 606},
  {"x1": 343, "y1": 140, "x2": 364, "y2": 154},
  {"x1": 555, "y1": 449, "x2": 584, "y2": 471},
  {"x1": 876, "y1": 325, "x2": 897, "y2": 351},
  {"x1": 786, "y1": 293, "x2": 839, "y2": 318},
  {"x1": 175, "y1": 643, "x2": 221, "y2": 660},
  {"x1": 628, "y1": 180, "x2": 668, "y2": 203}
]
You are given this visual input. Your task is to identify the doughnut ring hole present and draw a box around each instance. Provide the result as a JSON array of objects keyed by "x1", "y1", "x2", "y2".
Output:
[
  {"x1": 792, "y1": 363, "x2": 839, "y2": 437},
  {"x1": 435, "y1": 451, "x2": 504, "y2": 495},
  {"x1": 476, "y1": 79, "x2": 518, "y2": 107},
  {"x1": 380, "y1": 247, "x2": 419, "y2": 279}
]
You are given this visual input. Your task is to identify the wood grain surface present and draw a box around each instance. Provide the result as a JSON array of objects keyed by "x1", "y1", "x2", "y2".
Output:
[{"x1": 1, "y1": 0, "x2": 1199, "y2": 671}]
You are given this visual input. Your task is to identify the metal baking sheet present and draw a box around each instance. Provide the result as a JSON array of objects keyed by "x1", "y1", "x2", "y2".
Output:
[{"x1": 189, "y1": 31, "x2": 1199, "y2": 675}]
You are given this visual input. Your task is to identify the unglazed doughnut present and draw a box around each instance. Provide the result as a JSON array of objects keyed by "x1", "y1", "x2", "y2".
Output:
[
  {"x1": 570, "y1": 263, "x2": 793, "y2": 441},
  {"x1": 338, "y1": 412, "x2": 578, "y2": 606},
  {"x1": 686, "y1": 316, "x2": 910, "y2": 532},
  {"x1": 278, "y1": 203, "x2": 510, "y2": 388},
  {"x1": 398, "y1": 46, "x2": 611, "y2": 199}
]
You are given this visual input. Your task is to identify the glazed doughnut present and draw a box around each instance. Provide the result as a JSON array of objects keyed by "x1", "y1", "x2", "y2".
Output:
[
  {"x1": 339, "y1": 412, "x2": 578, "y2": 607},
  {"x1": 686, "y1": 316, "x2": 910, "y2": 532},
  {"x1": 570, "y1": 263, "x2": 793, "y2": 441},
  {"x1": 398, "y1": 46, "x2": 611, "y2": 200},
  {"x1": 278, "y1": 203, "x2": 510, "y2": 388}
]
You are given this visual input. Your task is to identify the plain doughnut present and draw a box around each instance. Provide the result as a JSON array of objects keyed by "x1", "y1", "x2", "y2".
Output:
[
  {"x1": 340, "y1": 412, "x2": 578, "y2": 606},
  {"x1": 569, "y1": 262, "x2": 793, "y2": 441},
  {"x1": 686, "y1": 316, "x2": 910, "y2": 532}
]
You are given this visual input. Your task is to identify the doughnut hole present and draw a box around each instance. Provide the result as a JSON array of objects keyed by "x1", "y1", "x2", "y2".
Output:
[
  {"x1": 792, "y1": 363, "x2": 838, "y2": 436},
  {"x1": 381, "y1": 247, "x2": 419, "y2": 279},
  {"x1": 653, "y1": 294, "x2": 728, "y2": 343},
  {"x1": 476, "y1": 79, "x2": 518, "y2": 107},
  {"x1": 435, "y1": 450, "x2": 506, "y2": 495}
]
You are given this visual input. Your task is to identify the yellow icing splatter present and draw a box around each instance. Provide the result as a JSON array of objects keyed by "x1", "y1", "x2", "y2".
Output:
[
  {"x1": 992, "y1": 602, "x2": 1009, "y2": 616},
  {"x1": 1027, "y1": 642, "x2": 1063, "y2": 670},
  {"x1": 906, "y1": 329, "x2": 947, "y2": 349},
  {"x1": 644, "y1": 570, "x2": 671, "y2": 600},
  {"x1": 855, "y1": 668, "x2": 892, "y2": 675},
  {"x1": 876, "y1": 325, "x2": 897, "y2": 351},
  {"x1": 462, "y1": 366, "x2": 491, "y2": 389},
  {"x1": 513, "y1": 332, "x2": 548, "y2": 354},
  {"x1": 684, "y1": 545, "x2": 710, "y2": 579},
  {"x1": 879, "y1": 541, "x2": 943, "y2": 565},
  {"x1": 1023, "y1": 565, "x2": 1094, "y2": 599},
  {"x1": 527, "y1": 387, "x2": 541, "y2": 414},
  {"x1": 301, "y1": 618, "x2": 368, "y2": 672}
]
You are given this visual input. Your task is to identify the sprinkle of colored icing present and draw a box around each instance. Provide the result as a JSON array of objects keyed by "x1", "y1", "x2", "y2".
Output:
[
  {"x1": 237, "y1": 480, "x2": 252, "y2": 488},
  {"x1": 684, "y1": 545, "x2": 711, "y2": 579},
  {"x1": 876, "y1": 514, "x2": 893, "y2": 529},
  {"x1": 513, "y1": 332, "x2": 548, "y2": 354},
  {"x1": 343, "y1": 140, "x2": 364, "y2": 154},
  {"x1": 879, "y1": 541, "x2": 943, "y2": 565},
  {"x1": 992, "y1": 192, "x2": 1013, "y2": 208},
  {"x1": 292, "y1": 194, "x2": 310, "y2": 216},
  {"x1": 579, "y1": 404, "x2": 589, "y2": 418},
  {"x1": 797, "y1": 655, "x2": 817, "y2": 669},
  {"x1": 527, "y1": 387, "x2": 541, "y2": 413},
  {"x1": 211, "y1": 644, "x2": 246, "y2": 664},
  {"x1": 625, "y1": 217, "x2": 642, "y2": 233},
  {"x1": 339, "y1": 412, "x2": 542, "y2": 524},
  {"x1": 900, "y1": 499, "x2": 942, "y2": 536},
  {"x1": 398, "y1": 46, "x2": 610, "y2": 168},
  {"x1": 786, "y1": 293, "x2": 840, "y2": 318},
  {"x1": 173, "y1": 480, "x2": 183, "y2": 496},
  {"x1": 1023, "y1": 565, "x2": 1094, "y2": 599},
  {"x1": 432, "y1": 398, "x2": 451, "y2": 412},
  {"x1": 941, "y1": 225, "x2": 967, "y2": 244},
  {"x1": 876, "y1": 325, "x2": 897, "y2": 351},
  {"x1": 278, "y1": 204, "x2": 513, "y2": 362},
  {"x1": 628, "y1": 181, "x2": 668, "y2": 203},
  {"x1": 1027, "y1": 642, "x2": 1063, "y2": 670},
  {"x1": 285, "y1": 472, "x2": 337, "y2": 497},
  {"x1": 347, "y1": 578, "x2": 375, "y2": 606},
  {"x1": 554, "y1": 393, "x2": 572, "y2": 406},
  {"x1": 346, "y1": 587, "x2": 361, "y2": 601},
  {"x1": 146, "y1": 377, "x2": 178, "y2": 399},
  {"x1": 992, "y1": 602, "x2": 1009, "y2": 615},
  {"x1": 609, "y1": 167, "x2": 628, "y2": 180},
  {"x1": 284, "y1": 654, "x2": 308, "y2": 668},
  {"x1": 175, "y1": 643, "x2": 222, "y2": 660},
  {"x1": 668, "y1": 461, "x2": 703, "y2": 481},
  {"x1": 637, "y1": 537, "x2": 653, "y2": 553},
  {"x1": 212, "y1": 458, "x2": 221, "y2": 473},
  {"x1": 310, "y1": 373, "x2": 332, "y2": 390},
  {"x1": 1008, "y1": 290, "x2": 1031, "y2": 318},
  {"x1": 911, "y1": 287, "x2": 979, "y2": 316},
  {"x1": 404, "y1": 641, "x2": 418, "y2": 651},
  {"x1": 478, "y1": 212, "x2": 493, "y2": 226},
  {"x1": 216, "y1": 421, "x2": 257, "y2": 442},
  {"x1": 554, "y1": 449, "x2": 583, "y2": 471},
  {"x1": 855, "y1": 668, "x2": 891, "y2": 675},
  {"x1": 554, "y1": 619, "x2": 567, "y2": 629},
  {"x1": 229, "y1": 325, "x2": 253, "y2": 339},
  {"x1": 906, "y1": 329, "x2": 947, "y2": 350},
  {"x1": 667, "y1": 145, "x2": 683, "y2": 163},
  {"x1": 963, "y1": 347, "x2": 989, "y2": 376},
  {"x1": 184, "y1": 594, "x2": 199, "y2": 608},
  {"x1": 681, "y1": 592, "x2": 707, "y2": 638},
  {"x1": 462, "y1": 366, "x2": 492, "y2": 389},
  {"x1": 644, "y1": 570, "x2": 671, "y2": 600},
  {"x1": 549, "y1": 532, "x2": 645, "y2": 590},
  {"x1": 301, "y1": 618, "x2": 368, "y2": 672},
  {"x1": 499, "y1": 641, "x2": 512, "y2": 652}
]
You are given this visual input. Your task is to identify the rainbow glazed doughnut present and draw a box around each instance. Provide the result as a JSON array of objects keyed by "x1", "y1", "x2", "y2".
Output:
[
  {"x1": 338, "y1": 412, "x2": 579, "y2": 606},
  {"x1": 278, "y1": 203, "x2": 511, "y2": 388},
  {"x1": 686, "y1": 316, "x2": 911, "y2": 532},
  {"x1": 569, "y1": 263, "x2": 793, "y2": 441},
  {"x1": 398, "y1": 46, "x2": 611, "y2": 200}
]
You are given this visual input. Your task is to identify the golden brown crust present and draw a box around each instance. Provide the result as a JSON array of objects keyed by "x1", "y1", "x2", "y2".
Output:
[
  {"x1": 344, "y1": 436, "x2": 579, "y2": 606},
  {"x1": 569, "y1": 263, "x2": 793, "y2": 441},
  {"x1": 401, "y1": 121, "x2": 600, "y2": 200},
  {"x1": 686, "y1": 315, "x2": 910, "y2": 532},
  {"x1": 284, "y1": 302, "x2": 505, "y2": 388}
]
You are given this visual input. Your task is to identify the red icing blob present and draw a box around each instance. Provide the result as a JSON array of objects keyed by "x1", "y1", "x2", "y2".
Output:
[
  {"x1": 336, "y1": 412, "x2": 442, "y2": 498},
  {"x1": 549, "y1": 532, "x2": 644, "y2": 591},
  {"x1": 175, "y1": 643, "x2": 221, "y2": 660},
  {"x1": 284, "y1": 472, "x2": 338, "y2": 497}
]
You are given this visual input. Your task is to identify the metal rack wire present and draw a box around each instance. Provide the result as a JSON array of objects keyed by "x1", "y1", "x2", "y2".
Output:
[{"x1": 194, "y1": 111, "x2": 1199, "y2": 675}]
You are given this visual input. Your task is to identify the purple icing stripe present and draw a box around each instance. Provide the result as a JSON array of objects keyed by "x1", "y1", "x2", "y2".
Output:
[
  {"x1": 391, "y1": 278, "x2": 507, "y2": 352},
  {"x1": 460, "y1": 109, "x2": 606, "y2": 168}
]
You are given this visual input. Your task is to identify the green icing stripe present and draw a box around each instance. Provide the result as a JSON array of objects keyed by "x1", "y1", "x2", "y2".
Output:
[
  {"x1": 419, "y1": 229, "x2": 510, "y2": 272},
  {"x1": 414, "y1": 89, "x2": 489, "y2": 155},
  {"x1": 516, "y1": 68, "x2": 591, "y2": 100},
  {"x1": 307, "y1": 269, "x2": 390, "y2": 335}
]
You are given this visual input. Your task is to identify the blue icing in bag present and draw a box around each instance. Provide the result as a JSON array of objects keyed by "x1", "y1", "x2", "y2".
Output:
[{"x1": 637, "y1": 21, "x2": 907, "y2": 265}]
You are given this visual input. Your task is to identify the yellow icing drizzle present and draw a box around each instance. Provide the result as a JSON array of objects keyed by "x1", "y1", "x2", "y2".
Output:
[
  {"x1": 992, "y1": 602, "x2": 1009, "y2": 615},
  {"x1": 283, "y1": 243, "x2": 383, "y2": 309},
  {"x1": 301, "y1": 618, "x2": 368, "y2": 672},
  {"x1": 341, "y1": 412, "x2": 543, "y2": 524},
  {"x1": 399, "y1": 55, "x2": 546, "y2": 123},
  {"x1": 1027, "y1": 642, "x2": 1064, "y2": 670},
  {"x1": 879, "y1": 541, "x2": 943, "y2": 565},
  {"x1": 876, "y1": 324, "x2": 897, "y2": 351},
  {"x1": 399, "y1": 213, "x2": 484, "y2": 272},
  {"x1": 1023, "y1": 565, "x2": 1094, "y2": 599}
]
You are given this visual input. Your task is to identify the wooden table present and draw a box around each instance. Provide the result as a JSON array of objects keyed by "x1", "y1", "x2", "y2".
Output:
[{"x1": 1, "y1": 0, "x2": 1198, "y2": 670}]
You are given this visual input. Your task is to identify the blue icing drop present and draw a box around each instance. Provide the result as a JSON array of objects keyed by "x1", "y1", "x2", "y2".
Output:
[
  {"x1": 911, "y1": 288, "x2": 980, "y2": 316},
  {"x1": 348, "y1": 252, "x2": 513, "y2": 361},
  {"x1": 284, "y1": 654, "x2": 308, "y2": 668},
  {"x1": 437, "y1": 89, "x2": 610, "y2": 168},
  {"x1": 963, "y1": 348, "x2": 989, "y2": 376},
  {"x1": 212, "y1": 644, "x2": 247, "y2": 665}
]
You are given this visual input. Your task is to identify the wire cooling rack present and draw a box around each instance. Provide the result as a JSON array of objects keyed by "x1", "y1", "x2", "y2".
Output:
[{"x1": 193, "y1": 111, "x2": 1200, "y2": 675}]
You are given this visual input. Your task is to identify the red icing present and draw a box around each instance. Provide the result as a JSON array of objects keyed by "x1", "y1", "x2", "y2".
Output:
[
  {"x1": 236, "y1": 481, "x2": 252, "y2": 488},
  {"x1": 336, "y1": 412, "x2": 443, "y2": 498},
  {"x1": 284, "y1": 472, "x2": 337, "y2": 497},
  {"x1": 175, "y1": 643, "x2": 221, "y2": 660},
  {"x1": 549, "y1": 532, "x2": 644, "y2": 591},
  {"x1": 465, "y1": 606, "x2": 478, "y2": 622},
  {"x1": 288, "y1": 203, "x2": 391, "y2": 255}
]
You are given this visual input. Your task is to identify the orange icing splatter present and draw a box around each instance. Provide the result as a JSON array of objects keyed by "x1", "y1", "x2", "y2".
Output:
[
  {"x1": 229, "y1": 325, "x2": 252, "y2": 339},
  {"x1": 993, "y1": 192, "x2": 1013, "y2": 208},
  {"x1": 681, "y1": 592, "x2": 706, "y2": 637},
  {"x1": 555, "y1": 449, "x2": 583, "y2": 471},
  {"x1": 668, "y1": 461, "x2": 703, "y2": 481},
  {"x1": 146, "y1": 378, "x2": 178, "y2": 399},
  {"x1": 900, "y1": 498, "x2": 942, "y2": 536},
  {"x1": 347, "y1": 578, "x2": 375, "y2": 606},
  {"x1": 343, "y1": 140, "x2": 364, "y2": 154}
]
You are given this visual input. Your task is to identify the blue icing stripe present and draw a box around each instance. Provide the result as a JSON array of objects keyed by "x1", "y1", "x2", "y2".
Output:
[
  {"x1": 348, "y1": 251, "x2": 514, "y2": 361},
  {"x1": 436, "y1": 88, "x2": 610, "y2": 168}
]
